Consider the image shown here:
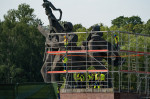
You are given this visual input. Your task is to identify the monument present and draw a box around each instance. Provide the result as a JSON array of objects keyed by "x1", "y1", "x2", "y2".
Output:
[{"x1": 38, "y1": 0, "x2": 122, "y2": 88}]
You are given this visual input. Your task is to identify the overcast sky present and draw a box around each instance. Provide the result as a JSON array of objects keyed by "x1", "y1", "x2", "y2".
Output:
[{"x1": 0, "y1": 0, "x2": 150, "y2": 28}]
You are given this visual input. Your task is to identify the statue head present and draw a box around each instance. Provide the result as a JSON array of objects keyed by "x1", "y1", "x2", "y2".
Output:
[
  {"x1": 64, "y1": 22, "x2": 73, "y2": 32},
  {"x1": 92, "y1": 25, "x2": 100, "y2": 31},
  {"x1": 91, "y1": 25, "x2": 103, "y2": 37}
]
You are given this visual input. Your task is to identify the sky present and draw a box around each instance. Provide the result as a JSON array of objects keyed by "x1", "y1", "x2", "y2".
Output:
[{"x1": 0, "y1": 0, "x2": 150, "y2": 28}]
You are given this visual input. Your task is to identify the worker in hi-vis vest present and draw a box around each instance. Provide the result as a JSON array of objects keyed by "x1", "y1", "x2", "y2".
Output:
[
  {"x1": 57, "y1": 87, "x2": 60, "y2": 99},
  {"x1": 76, "y1": 73, "x2": 81, "y2": 88},
  {"x1": 94, "y1": 72, "x2": 100, "y2": 89},
  {"x1": 64, "y1": 36, "x2": 68, "y2": 51},
  {"x1": 62, "y1": 55, "x2": 68, "y2": 71},
  {"x1": 88, "y1": 73, "x2": 94, "y2": 88},
  {"x1": 100, "y1": 73, "x2": 105, "y2": 88},
  {"x1": 80, "y1": 73, "x2": 85, "y2": 88},
  {"x1": 114, "y1": 34, "x2": 119, "y2": 50}
]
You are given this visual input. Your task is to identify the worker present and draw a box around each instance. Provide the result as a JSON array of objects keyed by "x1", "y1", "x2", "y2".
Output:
[
  {"x1": 114, "y1": 34, "x2": 119, "y2": 50},
  {"x1": 88, "y1": 73, "x2": 94, "y2": 88},
  {"x1": 94, "y1": 72, "x2": 100, "y2": 89},
  {"x1": 57, "y1": 87, "x2": 60, "y2": 99},
  {"x1": 64, "y1": 36, "x2": 68, "y2": 51},
  {"x1": 62, "y1": 55, "x2": 68, "y2": 71},
  {"x1": 76, "y1": 73, "x2": 81, "y2": 88},
  {"x1": 80, "y1": 73, "x2": 85, "y2": 88},
  {"x1": 100, "y1": 73, "x2": 105, "y2": 88}
]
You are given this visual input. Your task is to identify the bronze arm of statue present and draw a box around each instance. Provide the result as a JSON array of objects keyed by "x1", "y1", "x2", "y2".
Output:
[{"x1": 42, "y1": 0, "x2": 62, "y2": 21}]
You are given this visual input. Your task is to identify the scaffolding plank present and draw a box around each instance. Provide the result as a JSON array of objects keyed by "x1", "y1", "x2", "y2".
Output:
[
  {"x1": 47, "y1": 70, "x2": 108, "y2": 74},
  {"x1": 47, "y1": 49, "x2": 108, "y2": 54}
]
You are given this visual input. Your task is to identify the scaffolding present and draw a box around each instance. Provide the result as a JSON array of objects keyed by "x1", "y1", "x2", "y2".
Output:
[{"x1": 43, "y1": 31, "x2": 150, "y2": 97}]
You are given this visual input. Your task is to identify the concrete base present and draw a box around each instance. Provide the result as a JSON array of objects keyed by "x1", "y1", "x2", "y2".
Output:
[{"x1": 60, "y1": 88, "x2": 140, "y2": 99}]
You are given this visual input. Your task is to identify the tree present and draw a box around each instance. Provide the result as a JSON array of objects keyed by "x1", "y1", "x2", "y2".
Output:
[
  {"x1": 111, "y1": 16, "x2": 128, "y2": 28},
  {"x1": 127, "y1": 16, "x2": 143, "y2": 26},
  {"x1": 142, "y1": 19, "x2": 150, "y2": 34},
  {"x1": 0, "y1": 3, "x2": 44, "y2": 83},
  {"x1": 73, "y1": 24, "x2": 83, "y2": 32},
  {"x1": 111, "y1": 16, "x2": 143, "y2": 30}
]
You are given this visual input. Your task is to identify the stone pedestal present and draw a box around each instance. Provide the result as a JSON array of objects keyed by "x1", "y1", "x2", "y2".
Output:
[{"x1": 60, "y1": 88, "x2": 140, "y2": 99}]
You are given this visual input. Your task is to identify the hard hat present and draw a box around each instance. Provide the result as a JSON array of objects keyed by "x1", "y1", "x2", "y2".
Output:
[
  {"x1": 64, "y1": 36, "x2": 66, "y2": 38},
  {"x1": 114, "y1": 34, "x2": 117, "y2": 36}
]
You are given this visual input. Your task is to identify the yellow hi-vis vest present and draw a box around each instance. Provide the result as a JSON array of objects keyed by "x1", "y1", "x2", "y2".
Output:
[
  {"x1": 64, "y1": 39, "x2": 68, "y2": 46},
  {"x1": 80, "y1": 74, "x2": 85, "y2": 81},
  {"x1": 63, "y1": 57, "x2": 68, "y2": 63},
  {"x1": 115, "y1": 36, "x2": 119, "y2": 44},
  {"x1": 95, "y1": 74, "x2": 98, "y2": 80},
  {"x1": 76, "y1": 73, "x2": 80, "y2": 81},
  {"x1": 57, "y1": 87, "x2": 59, "y2": 93},
  {"x1": 100, "y1": 74, "x2": 105, "y2": 81}
]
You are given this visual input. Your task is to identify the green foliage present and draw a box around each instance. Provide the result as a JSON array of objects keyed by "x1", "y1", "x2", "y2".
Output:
[
  {"x1": 111, "y1": 16, "x2": 128, "y2": 28},
  {"x1": 0, "y1": 4, "x2": 44, "y2": 83},
  {"x1": 111, "y1": 16, "x2": 143, "y2": 32},
  {"x1": 142, "y1": 19, "x2": 150, "y2": 34},
  {"x1": 73, "y1": 24, "x2": 83, "y2": 32},
  {"x1": 75, "y1": 25, "x2": 87, "y2": 46}
]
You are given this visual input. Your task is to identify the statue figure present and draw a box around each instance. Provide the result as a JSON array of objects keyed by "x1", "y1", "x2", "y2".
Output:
[
  {"x1": 38, "y1": 0, "x2": 79, "y2": 84},
  {"x1": 42, "y1": 0, "x2": 64, "y2": 33}
]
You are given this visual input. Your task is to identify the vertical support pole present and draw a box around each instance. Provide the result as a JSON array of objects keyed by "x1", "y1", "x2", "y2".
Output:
[
  {"x1": 118, "y1": 31, "x2": 120, "y2": 92},
  {"x1": 128, "y1": 32, "x2": 130, "y2": 92},
  {"x1": 86, "y1": 31, "x2": 88, "y2": 89},
  {"x1": 120, "y1": 32, "x2": 123, "y2": 92},
  {"x1": 71, "y1": 33, "x2": 73, "y2": 89},
  {"x1": 65, "y1": 32, "x2": 68, "y2": 89},
  {"x1": 144, "y1": 36, "x2": 147, "y2": 94},
  {"x1": 107, "y1": 31, "x2": 109, "y2": 89},
  {"x1": 50, "y1": 33, "x2": 52, "y2": 82},
  {"x1": 136, "y1": 35, "x2": 139, "y2": 93},
  {"x1": 111, "y1": 31, "x2": 114, "y2": 91}
]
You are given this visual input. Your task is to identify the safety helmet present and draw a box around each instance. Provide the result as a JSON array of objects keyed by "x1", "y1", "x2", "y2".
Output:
[
  {"x1": 64, "y1": 36, "x2": 66, "y2": 38},
  {"x1": 114, "y1": 34, "x2": 117, "y2": 37}
]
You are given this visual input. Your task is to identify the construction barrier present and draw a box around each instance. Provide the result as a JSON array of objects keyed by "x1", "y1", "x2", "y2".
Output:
[{"x1": 0, "y1": 83, "x2": 57, "y2": 99}]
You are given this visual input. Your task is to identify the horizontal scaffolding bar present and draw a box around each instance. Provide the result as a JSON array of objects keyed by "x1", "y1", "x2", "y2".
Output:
[
  {"x1": 51, "y1": 54, "x2": 143, "y2": 57},
  {"x1": 47, "y1": 49, "x2": 108, "y2": 54},
  {"x1": 120, "y1": 70, "x2": 150, "y2": 74},
  {"x1": 47, "y1": 69, "x2": 108, "y2": 74},
  {"x1": 120, "y1": 50, "x2": 150, "y2": 55}
]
